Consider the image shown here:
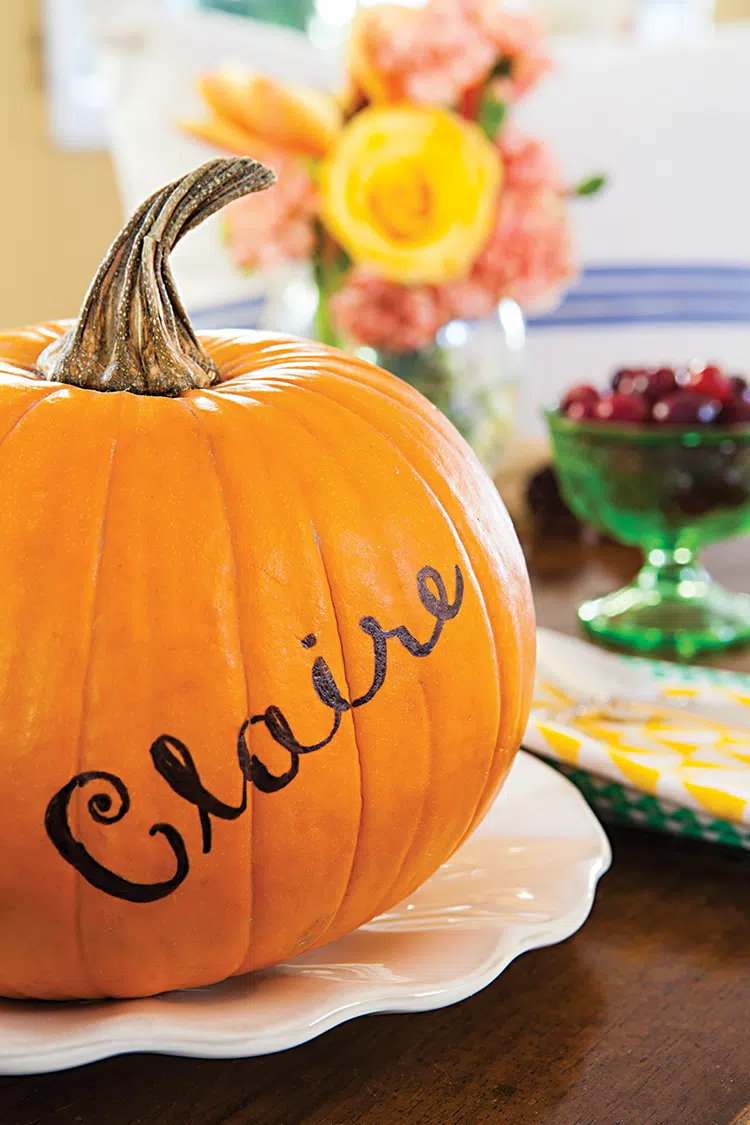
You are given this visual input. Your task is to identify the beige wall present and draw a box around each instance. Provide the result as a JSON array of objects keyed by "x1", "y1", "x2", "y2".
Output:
[
  {"x1": 717, "y1": 0, "x2": 750, "y2": 18},
  {"x1": 0, "y1": 0, "x2": 122, "y2": 330}
]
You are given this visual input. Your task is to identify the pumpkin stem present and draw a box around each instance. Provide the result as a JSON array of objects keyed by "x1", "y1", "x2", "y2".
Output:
[{"x1": 36, "y1": 158, "x2": 276, "y2": 396}]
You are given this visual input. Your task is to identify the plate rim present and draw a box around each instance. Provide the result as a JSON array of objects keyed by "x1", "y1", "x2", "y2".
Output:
[{"x1": 0, "y1": 752, "x2": 611, "y2": 1074}]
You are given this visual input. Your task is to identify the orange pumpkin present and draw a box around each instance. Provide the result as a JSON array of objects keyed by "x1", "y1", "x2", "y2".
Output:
[{"x1": 0, "y1": 159, "x2": 534, "y2": 999}]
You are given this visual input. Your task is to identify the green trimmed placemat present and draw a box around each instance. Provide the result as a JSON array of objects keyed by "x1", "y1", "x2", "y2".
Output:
[{"x1": 537, "y1": 753, "x2": 750, "y2": 851}]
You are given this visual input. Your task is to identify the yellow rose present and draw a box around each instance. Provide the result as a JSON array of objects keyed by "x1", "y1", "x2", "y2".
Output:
[{"x1": 319, "y1": 106, "x2": 502, "y2": 286}]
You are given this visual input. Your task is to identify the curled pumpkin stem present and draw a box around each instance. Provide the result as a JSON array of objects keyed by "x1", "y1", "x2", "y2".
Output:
[{"x1": 36, "y1": 158, "x2": 276, "y2": 396}]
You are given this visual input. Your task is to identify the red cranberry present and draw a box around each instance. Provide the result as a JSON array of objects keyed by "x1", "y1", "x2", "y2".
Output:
[
  {"x1": 684, "y1": 363, "x2": 733, "y2": 403},
  {"x1": 618, "y1": 366, "x2": 678, "y2": 400},
  {"x1": 644, "y1": 367, "x2": 677, "y2": 399},
  {"x1": 721, "y1": 397, "x2": 750, "y2": 424},
  {"x1": 526, "y1": 465, "x2": 581, "y2": 538},
  {"x1": 565, "y1": 399, "x2": 597, "y2": 421},
  {"x1": 595, "y1": 392, "x2": 650, "y2": 423},
  {"x1": 612, "y1": 366, "x2": 646, "y2": 391},
  {"x1": 652, "y1": 392, "x2": 722, "y2": 424},
  {"x1": 561, "y1": 384, "x2": 599, "y2": 412},
  {"x1": 617, "y1": 372, "x2": 649, "y2": 397},
  {"x1": 673, "y1": 477, "x2": 716, "y2": 517}
]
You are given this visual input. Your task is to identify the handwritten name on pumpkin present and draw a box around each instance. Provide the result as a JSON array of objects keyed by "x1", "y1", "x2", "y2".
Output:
[{"x1": 45, "y1": 564, "x2": 464, "y2": 904}]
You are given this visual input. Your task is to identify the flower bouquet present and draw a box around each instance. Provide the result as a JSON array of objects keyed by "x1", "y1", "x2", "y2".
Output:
[{"x1": 181, "y1": 0, "x2": 603, "y2": 473}]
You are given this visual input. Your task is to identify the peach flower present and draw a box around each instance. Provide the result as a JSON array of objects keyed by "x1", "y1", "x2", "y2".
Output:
[
  {"x1": 350, "y1": 1, "x2": 495, "y2": 107},
  {"x1": 441, "y1": 134, "x2": 575, "y2": 316},
  {"x1": 225, "y1": 151, "x2": 317, "y2": 271},
  {"x1": 348, "y1": 0, "x2": 551, "y2": 108},
  {"x1": 442, "y1": 184, "x2": 576, "y2": 316},
  {"x1": 500, "y1": 130, "x2": 565, "y2": 192},
  {"x1": 330, "y1": 270, "x2": 447, "y2": 352},
  {"x1": 467, "y1": 4, "x2": 551, "y2": 98}
]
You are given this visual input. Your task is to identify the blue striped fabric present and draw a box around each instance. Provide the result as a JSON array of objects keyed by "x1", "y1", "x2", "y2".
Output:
[
  {"x1": 527, "y1": 264, "x2": 750, "y2": 329},
  {"x1": 188, "y1": 265, "x2": 750, "y2": 334},
  {"x1": 189, "y1": 296, "x2": 265, "y2": 330}
]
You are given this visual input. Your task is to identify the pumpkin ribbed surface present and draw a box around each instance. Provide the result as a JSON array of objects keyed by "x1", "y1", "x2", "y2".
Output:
[{"x1": 0, "y1": 324, "x2": 533, "y2": 999}]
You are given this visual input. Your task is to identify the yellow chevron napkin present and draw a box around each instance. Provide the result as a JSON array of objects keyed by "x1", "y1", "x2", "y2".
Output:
[{"x1": 525, "y1": 628, "x2": 750, "y2": 833}]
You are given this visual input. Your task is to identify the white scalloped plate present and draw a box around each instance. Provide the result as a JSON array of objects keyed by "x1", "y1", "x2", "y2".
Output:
[{"x1": 0, "y1": 751, "x2": 610, "y2": 1074}]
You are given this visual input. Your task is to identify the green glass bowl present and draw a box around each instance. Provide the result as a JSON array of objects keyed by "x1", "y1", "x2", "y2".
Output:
[{"x1": 545, "y1": 409, "x2": 750, "y2": 656}]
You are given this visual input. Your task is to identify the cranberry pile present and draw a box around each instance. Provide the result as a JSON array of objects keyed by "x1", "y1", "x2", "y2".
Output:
[{"x1": 560, "y1": 363, "x2": 750, "y2": 426}]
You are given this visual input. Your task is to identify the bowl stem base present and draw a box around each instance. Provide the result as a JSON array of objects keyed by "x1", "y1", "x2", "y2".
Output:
[{"x1": 578, "y1": 549, "x2": 750, "y2": 656}]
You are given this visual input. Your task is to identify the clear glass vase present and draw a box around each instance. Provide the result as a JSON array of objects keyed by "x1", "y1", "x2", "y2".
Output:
[{"x1": 266, "y1": 270, "x2": 526, "y2": 479}]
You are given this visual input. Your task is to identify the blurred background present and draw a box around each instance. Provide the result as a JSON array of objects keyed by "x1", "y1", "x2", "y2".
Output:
[{"x1": 3, "y1": 0, "x2": 750, "y2": 432}]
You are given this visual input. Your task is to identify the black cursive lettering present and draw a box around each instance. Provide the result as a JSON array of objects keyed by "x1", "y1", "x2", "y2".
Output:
[
  {"x1": 352, "y1": 564, "x2": 463, "y2": 706},
  {"x1": 394, "y1": 564, "x2": 464, "y2": 653},
  {"x1": 149, "y1": 723, "x2": 251, "y2": 854},
  {"x1": 248, "y1": 664, "x2": 347, "y2": 793},
  {"x1": 229, "y1": 564, "x2": 463, "y2": 793},
  {"x1": 46, "y1": 563, "x2": 465, "y2": 901},
  {"x1": 44, "y1": 771, "x2": 189, "y2": 903}
]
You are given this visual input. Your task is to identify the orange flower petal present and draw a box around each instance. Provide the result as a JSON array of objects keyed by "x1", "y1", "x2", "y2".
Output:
[
  {"x1": 178, "y1": 115, "x2": 274, "y2": 159},
  {"x1": 242, "y1": 75, "x2": 342, "y2": 159}
]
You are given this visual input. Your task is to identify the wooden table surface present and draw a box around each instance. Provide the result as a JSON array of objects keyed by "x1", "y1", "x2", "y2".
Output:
[{"x1": 3, "y1": 537, "x2": 750, "y2": 1125}]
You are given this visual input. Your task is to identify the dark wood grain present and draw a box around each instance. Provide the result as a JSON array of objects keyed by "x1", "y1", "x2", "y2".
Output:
[{"x1": 2, "y1": 537, "x2": 750, "y2": 1125}]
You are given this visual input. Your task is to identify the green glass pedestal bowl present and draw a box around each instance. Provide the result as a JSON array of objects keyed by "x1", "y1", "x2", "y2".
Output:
[{"x1": 545, "y1": 410, "x2": 750, "y2": 657}]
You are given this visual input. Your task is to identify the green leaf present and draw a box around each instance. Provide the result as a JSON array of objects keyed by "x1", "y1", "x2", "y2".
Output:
[
  {"x1": 327, "y1": 248, "x2": 352, "y2": 291},
  {"x1": 198, "y1": 0, "x2": 310, "y2": 32},
  {"x1": 305, "y1": 157, "x2": 322, "y2": 184},
  {"x1": 313, "y1": 231, "x2": 352, "y2": 296},
  {"x1": 313, "y1": 237, "x2": 353, "y2": 348},
  {"x1": 479, "y1": 95, "x2": 506, "y2": 141},
  {"x1": 573, "y1": 173, "x2": 607, "y2": 197}
]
